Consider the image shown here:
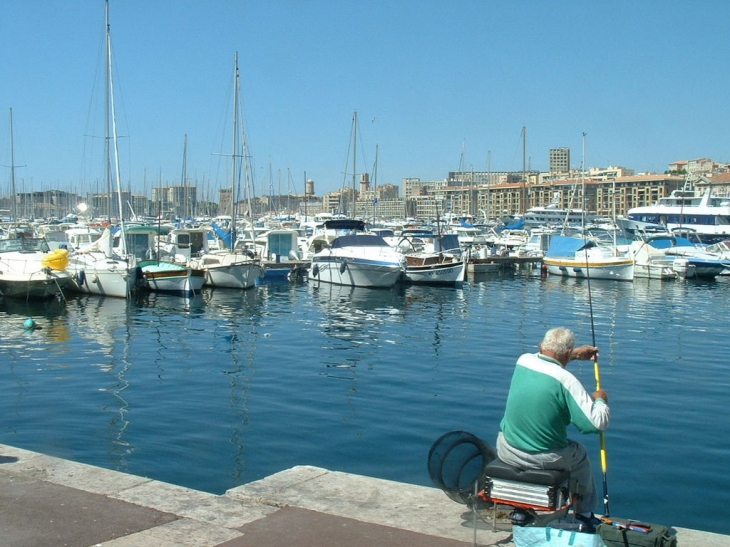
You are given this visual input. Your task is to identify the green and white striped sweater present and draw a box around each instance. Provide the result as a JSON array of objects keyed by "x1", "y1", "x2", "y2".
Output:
[{"x1": 500, "y1": 352, "x2": 610, "y2": 452}]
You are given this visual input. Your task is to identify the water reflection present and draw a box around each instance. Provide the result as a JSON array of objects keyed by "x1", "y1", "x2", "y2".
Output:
[
  {"x1": 0, "y1": 296, "x2": 71, "y2": 349},
  {"x1": 202, "y1": 287, "x2": 260, "y2": 318},
  {"x1": 67, "y1": 296, "x2": 135, "y2": 467},
  {"x1": 309, "y1": 284, "x2": 405, "y2": 374},
  {"x1": 134, "y1": 290, "x2": 206, "y2": 315},
  {"x1": 200, "y1": 287, "x2": 265, "y2": 485}
]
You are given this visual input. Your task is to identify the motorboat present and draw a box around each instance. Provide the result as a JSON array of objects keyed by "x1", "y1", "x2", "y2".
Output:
[
  {"x1": 162, "y1": 225, "x2": 264, "y2": 290},
  {"x1": 626, "y1": 240, "x2": 686, "y2": 280},
  {"x1": 309, "y1": 220, "x2": 405, "y2": 288},
  {"x1": 402, "y1": 253, "x2": 465, "y2": 285},
  {"x1": 0, "y1": 237, "x2": 75, "y2": 299},
  {"x1": 644, "y1": 230, "x2": 730, "y2": 279},
  {"x1": 137, "y1": 259, "x2": 205, "y2": 295},
  {"x1": 626, "y1": 179, "x2": 730, "y2": 244},
  {"x1": 395, "y1": 230, "x2": 465, "y2": 285},
  {"x1": 253, "y1": 228, "x2": 309, "y2": 282}
]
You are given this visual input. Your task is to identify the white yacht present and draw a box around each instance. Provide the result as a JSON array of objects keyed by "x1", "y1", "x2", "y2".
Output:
[{"x1": 626, "y1": 183, "x2": 730, "y2": 244}]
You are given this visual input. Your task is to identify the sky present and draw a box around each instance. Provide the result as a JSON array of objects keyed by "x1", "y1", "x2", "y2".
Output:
[{"x1": 1, "y1": 0, "x2": 729, "y2": 201}]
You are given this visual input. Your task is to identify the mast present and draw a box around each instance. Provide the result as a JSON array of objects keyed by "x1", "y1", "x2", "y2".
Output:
[
  {"x1": 352, "y1": 110, "x2": 357, "y2": 218},
  {"x1": 106, "y1": 0, "x2": 126, "y2": 255},
  {"x1": 372, "y1": 144, "x2": 379, "y2": 222},
  {"x1": 181, "y1": 133, "x2": 188, "y2": 219},
  {"x1": 581, "y1": 132, "x2": 587, "y2": 230},
  {"x1": 9, "y1": 108, "x2": 17, "y2": 221},
  {"x1": 231, "y1": 52, "x2": 239, "y2": 245},
  {"x1": 236, "y1": 53, "x2": 256, "y2": 236},
  {"x1": 521, "y1": 126, "x2": 527, "y2": 215}
]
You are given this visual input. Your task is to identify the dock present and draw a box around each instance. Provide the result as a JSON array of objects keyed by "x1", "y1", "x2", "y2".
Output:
[
  {"x1": 1, "y1": 443, "x2": 727, "y2": 547},
  {"x1": 468, "y1": 255, "x2": 543, "y2": 275}
]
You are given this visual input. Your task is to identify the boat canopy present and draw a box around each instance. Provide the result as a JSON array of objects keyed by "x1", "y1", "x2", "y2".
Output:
[
  {"x1": 330, "y1": 234, "x2": 389, "y2": 248},
  {"x1": 545, "y1": 235, "x2": 596, "y2": 257},
  {"x1": 323, "y1": 219, "x2": 366, "y2": 231}
]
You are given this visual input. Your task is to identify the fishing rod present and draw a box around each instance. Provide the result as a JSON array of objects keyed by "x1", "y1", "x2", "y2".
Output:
[
  {"x1": 584, "y1": 250, "x2": 610, "y2": 517},
  {"x1": 581, "y1": 131, "x2": 609, "y2": 517}
]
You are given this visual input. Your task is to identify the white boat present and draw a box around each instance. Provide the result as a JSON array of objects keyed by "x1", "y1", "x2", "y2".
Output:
[
  {"x1": 137, "y1": 259, "x2": 205, "y2": 295},
  {"x1": 66, "y1": 228, "x2": 138, "y2": 298},
  {"x1": 309, "y1": 220, "x2": 405, "y2": 288},
  {"x1": 448, "y1": 225, "x2": 489, "y2": 247},
  {"x1": 395, "y1": 230, "x2": 465, "y2": 285},
  {"x1": 0, "y1": 237, "x2": 75, "y2": 299},
  {"x1": 402, "y1": 253, "x2": 465, "y2": 285},
  {"x1": 626, "y1": 240, "x2": 683, "y2": 280},
  {"x1": 626, "y1": 177, "x2": 730, "y2": 244},
  {"x1": 542, "y1": 235, "x2": 634, "y2": 281},
  {"x1": 186, "y1": 53, "x2": 264, "y2": 289},
  {"x1": 643, "y1": 230, "x2": 730, "y2": 279},
  {"x1": 163, "y1": 226, "x2": 264, "y2": 290},
  {"x1": 524, "y1": 203, "x2": 596, "y2": 228},
  {"x1": 0, "y1": 112, "x2": 75, "y2": 300},
  {"x1": 189, "y1": 249, "x2": 263, "y2": 289},
  {"x1": 254, "y1": 228, "x2": 308, "y2": 282},
  {"x1": 65, "y1": 2, "x2": 139, "y2": 298}
]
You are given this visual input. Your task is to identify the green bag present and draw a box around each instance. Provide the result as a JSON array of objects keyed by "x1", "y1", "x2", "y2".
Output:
[{"x1": 597, "y1": 518, "x2": 677, "y2": 547}]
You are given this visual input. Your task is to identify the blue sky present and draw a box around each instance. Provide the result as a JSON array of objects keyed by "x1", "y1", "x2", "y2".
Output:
[{"x1": 1, "y1": 0, "x2": 728, "y2": 200}]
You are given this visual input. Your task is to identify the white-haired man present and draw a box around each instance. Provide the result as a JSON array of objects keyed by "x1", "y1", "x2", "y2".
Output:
[{"x1": 496, "y1": 327, "x2": 609, "y2": 531}]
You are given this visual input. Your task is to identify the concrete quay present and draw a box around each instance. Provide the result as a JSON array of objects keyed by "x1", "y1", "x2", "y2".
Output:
[{"x1": 0, "y1": 443, "x2": 728, "y2": 547}]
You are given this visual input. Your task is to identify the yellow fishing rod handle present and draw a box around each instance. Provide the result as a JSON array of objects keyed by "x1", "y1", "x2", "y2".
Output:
[
  {"x1": 600, "y1": 434, "x2": 608, "y2": 471},
  {"x1": 594, "y1": 359, "x2": 601, "y2": 390}
]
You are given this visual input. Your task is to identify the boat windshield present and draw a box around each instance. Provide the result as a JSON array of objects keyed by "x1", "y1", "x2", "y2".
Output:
[
  {"x1": 330, "y1": 234, "x2": 389, "y2": 248},
  {"x1": 0, "y1": 237, "x2": 50, "y2": 253}
]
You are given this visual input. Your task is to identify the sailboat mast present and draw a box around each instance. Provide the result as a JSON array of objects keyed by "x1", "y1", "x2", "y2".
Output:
[
  {"x1": 106, "y1": 0, "x2": 126, "y2": 251},
  {"x1": 522, "y1": 126, "x2": 527, "y2": 215},
  {"x1": 581, "y1": 132, "x2": 587, "y2": 230},
  {"x1": 352, "y1": 111, "x2": 357, "y2": 218},
  {"x1": 231, "y1": 53, "x2": 239, "y2": 230},
  {"x1": 9, "y1": 108, "x2": 17, "y2": 221},
  {"x1": 234, "y1": 53, "x2": 256, "y2": 235},
  {"x1": 181, "y1": 133, "x2": 188, "y2": 218}
]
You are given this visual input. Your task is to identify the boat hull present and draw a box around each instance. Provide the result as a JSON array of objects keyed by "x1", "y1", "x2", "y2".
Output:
[
  {"x1": 66, "y1": 254, "x2": 138, "y2": 298},
  {"x1": 0, "y1": 243, "x2": 75, "y2": 300},
  {"x1": 0, "y1": 274, "x2": 74, "y2": 300},
  {"x1": 402, "y1": 255, "x2": 465, "y2": 286},
  {"x1": 139, "y1": 260, "x2": 206, "y2": 295},
  {"x1": 189, "y1": 253, "x2": 263, "y2": 289},
  {"x1": 201, "y1": 263, "x2": 263, "y2": 289},
  {"x1": 309, "y1": 232, "x2": 405, "y2": 288},
  {"x1": 632, "y1": 263, "x2": 678, "y2": 280},
  {"x1": 310, "y1": 257, "x2": 403, "y2": 288},
  {"x1": 543, "y1": 257, "x2": 635, "y2": 281}
]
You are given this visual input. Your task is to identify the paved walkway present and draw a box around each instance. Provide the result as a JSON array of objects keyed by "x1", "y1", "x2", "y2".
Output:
[{"x1": 1, "y1": 443, "x2": 728, "y2": 547}]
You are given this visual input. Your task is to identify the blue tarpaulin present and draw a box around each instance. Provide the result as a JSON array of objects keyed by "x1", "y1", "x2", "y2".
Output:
[{"x1": 545, "y1": 235, "x2": 595, "y2": 257}]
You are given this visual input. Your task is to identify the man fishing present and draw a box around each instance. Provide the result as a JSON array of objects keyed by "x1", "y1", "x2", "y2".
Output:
[{"x1": 496, "y1": 326, "x2": 609, "y2": 532}]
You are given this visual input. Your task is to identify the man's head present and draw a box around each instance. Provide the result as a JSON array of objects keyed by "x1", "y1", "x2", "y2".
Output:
[{"x1": 539, "y1": 327, "x2": 575, "y2": 366}]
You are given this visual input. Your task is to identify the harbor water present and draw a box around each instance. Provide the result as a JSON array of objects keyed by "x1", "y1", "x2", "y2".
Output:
[{"x1": 1, "y1": 272, "x2": 729, "y2": 535}]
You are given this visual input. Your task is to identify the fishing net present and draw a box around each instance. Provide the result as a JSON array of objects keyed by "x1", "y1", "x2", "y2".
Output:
[{"x1": 427, "y1": 430, "x2": 497, "y2": 504}]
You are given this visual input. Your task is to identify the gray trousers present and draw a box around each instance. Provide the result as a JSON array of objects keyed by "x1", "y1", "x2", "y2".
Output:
[{"x1": 496, "y1": 432, "x2": 598, "y2": 514}]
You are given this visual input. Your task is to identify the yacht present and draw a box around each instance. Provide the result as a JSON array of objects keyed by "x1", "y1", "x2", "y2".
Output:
[{"x1": 626, "y1": 183, "x2": 730, "y2": 244}]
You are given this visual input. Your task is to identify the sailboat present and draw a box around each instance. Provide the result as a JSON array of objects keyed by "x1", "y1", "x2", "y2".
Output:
[
  {"x1": 65, "y1": 0, "x2": 138, "y2": 298},
  {"x1": 542, "y1": 134, "x2": 635, "y2": 281},
  {"x1": 0, "y1": 108, "x2": 75, "y2": 300},
  {"x1": 188, "y1": 52, "x2": 264, "y2": 289}
]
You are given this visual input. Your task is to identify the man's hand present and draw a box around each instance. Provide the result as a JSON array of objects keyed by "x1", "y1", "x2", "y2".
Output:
[
  {"x1": 570, "y1": 345, "x2": 599, "y2": 361},
  {"x1": 591, "y1": 389, "x2": 608, "y2": 403}
]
